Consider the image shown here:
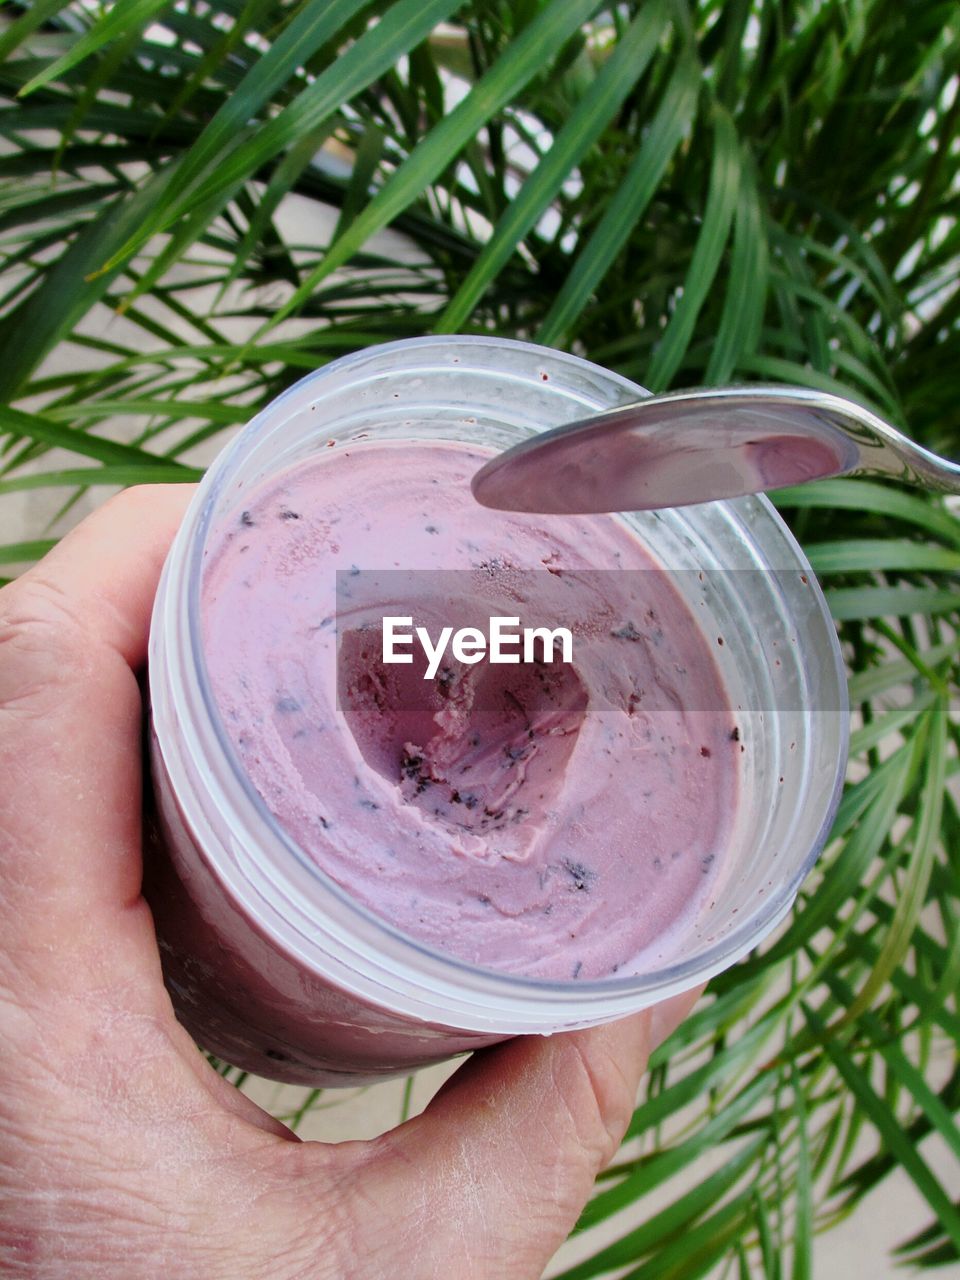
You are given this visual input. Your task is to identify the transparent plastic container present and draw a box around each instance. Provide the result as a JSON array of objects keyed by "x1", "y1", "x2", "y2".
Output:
[{"x1": 146, "y1": 336, "x2": 848, "y2": 1086}]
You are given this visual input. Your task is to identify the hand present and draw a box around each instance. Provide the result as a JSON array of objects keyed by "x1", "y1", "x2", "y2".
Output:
[{"x1": 0, "y1": 486, "x2": 699, "y2": 1279}]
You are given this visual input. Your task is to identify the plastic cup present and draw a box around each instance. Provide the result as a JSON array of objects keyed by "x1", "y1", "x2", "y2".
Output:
[{"x1": 146, "y1": 336, "x2": 848, "y2": 1085}]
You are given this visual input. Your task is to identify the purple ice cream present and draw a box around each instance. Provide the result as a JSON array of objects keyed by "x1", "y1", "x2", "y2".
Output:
[{"x1": 200, "y1": 440, "x2": 739, "y2": 981}]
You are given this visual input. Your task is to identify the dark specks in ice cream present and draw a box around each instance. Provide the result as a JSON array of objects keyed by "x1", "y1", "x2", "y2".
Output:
[
  {"x1": 202, "y1": 439, "x2": 737, "y2": 982},
  {"x1": 562, "y1": 858, "x2": 597, "y2": 892},
  {"x1": 450, "y1": 789, "x2": 480, "y2": 810},
  {"x1": 400, "y1": 747, "x2": 435, "y2": 797},
  {"x1": 475, "y1": 556, "x2": 512, "y2": 577},
  {"x1": 611, "y1": 621, "x2": 642, "y2": 642}
]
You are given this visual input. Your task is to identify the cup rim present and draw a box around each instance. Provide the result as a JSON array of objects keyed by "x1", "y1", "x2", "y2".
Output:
[{"x1": 161, "y1": 335, "x2": 850, "y2": 1025}]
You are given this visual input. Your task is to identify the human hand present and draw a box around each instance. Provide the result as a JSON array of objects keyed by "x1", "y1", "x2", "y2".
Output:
[{"x1": 0, "y1": 486, "x2": 700, "y2": 1279}]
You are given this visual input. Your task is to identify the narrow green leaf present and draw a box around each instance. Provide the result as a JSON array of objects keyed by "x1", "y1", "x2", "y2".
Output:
[
  {"x1": 803, "y1": 1001, "x2": 960, "y2": 1255},
  {"x1": 737, "y1": 1240, "x2": 752, "y2": 1280},
  {"x1": 775, "y1": 480, "x2": 960, "y2": 549},
  {"x1": 398, "y1": 1074, "x2": 415, "y2": 1125},
  {"x1": 752, "y1": 745, "x2": 911, "y2": 968},
  {"x1": 0, "y1": 0, "x2": 77, "y2": 62},
  {"x1": 768, "y1": 258, "x2": 894, "y2": 364},
  {"x1": 150, "y1": 0, "x2": 277, "y2": 137},
  {"x1": 644, "y1": 105, "x2": 740, "y2": 391},
  {"x1": 435, "y1": 0, "x2": 672, "y2": 333},
  {"x1": 112, "y1": 168, "x2": 267, "y2": 316},
  {"x1": 845, "y1": 930, "x2": 960, "y2": 1045},
  {"x1": 807, "y1": 538, "x2": 960, "y2": 574},
  {"x1": 554, "y1": 1139, "x2": 764, "y2": 1280},
  {"x1": 100, "y1": 0, "x2": 457, "y2": 280},
  {"x1": 931, "y1": 798, "x2": 960, "y2": 1011},
  {"x1": 712, "y1": 0, "x2": 753, "y2": 106},
  {"x1": 18, "y1": 0, "x2": 173, "y2": 97},
  {"x1": 705, "y1": 148, "x2": 768, "y2": 382},
  {"x1": 46, "y1": 398, "x2": 249, "y2": 425},
  {"x1": 288, "y1": 1087, "x2": 324, "y2": 1133},
  {"x1": 0, "y1": 404, "x2": 194, "y2": 470},
  {"x1": 647, "y1": 968, "x2": 776, "y2": 1059},
  {"x1": 626, "y1": 1009, "x2": 779, "y2": 1140},
  {"x1": 847, "y1": 689, "x2": 937, "y2": 758},
  {"x1": 0, "y1": 101, "x2": 183, "y2": 139},
  {"x1": 51, "y1": 17, "x2": 161, "y2": 176},
  {"x1": 776, "y1": 185, "x2": 902, "y2": 324},
  {"x1": 823, "y1": 972, "x2": 960, "y2": 1166},
  {"x1": 754, "y1": 1189, "x2": 780, "y2": 1279},
  {"x1": 0, "y1": 538, "x2": 57, "y2": 565},
  {"x1": 618, "y1": 1192, "x2": 754, "y2": 1280},
  {"x1": 579, "y1": 1072, "x2": 775, "y2": 1232},
  {"x1": 217, "y1": 124, "x2": 338, "y2": 303},
  {"x1": 243, "y1": 0, "x2": 604, "y2": 343},
  {"x1": 847, "y1": 641, "x2": 959, "y2": 708},
  {"x1": 409, "y1": 35, "x2": 444, "y2": 123},
  {"x1": 828, "y1": 1091, "x2": 869, "y2": 1195},
  {"x1": 792, "y1": 1066, "x2": 813, "y2": 1280},
  {"x1": 895, "y1": 1234, "x2": 958, "y2": 1269},
  {"x1": 825, "y1": 584, "x2": 959, "y2": 622},
  {"x1": 536, "y1": 50, "x2": 701, "y2": 347},
  {"x1": 332, "y1": 122, "x2": 387, "y2": 245},
  {"x1": 894, "y1": 1212, "x2": 950, "y2": 1259},
  {"x1": 844, "y1": 703, "x2": 947, "y2": 1022},
  {"x1": 776, "y1": 232, "x2": 831, "y2": 384},
  {"x1": 737, "y1": 354, "x2": 886, "y2": 416},
  {"x1": 831, "y1": 746, "x2": 911, "y2": 836},
  {"x1": 94, "y1": 0, "x2": 360, "y2": 241},
  {"x1": 0, "y1": 465, "x2": 202, "y2": 495},
  {"x1": 0, "y1": 166, "x2": 175, "y2": 400},
  {"x1": 0, "y1": 182, "x2": 123, "y2": 235}
]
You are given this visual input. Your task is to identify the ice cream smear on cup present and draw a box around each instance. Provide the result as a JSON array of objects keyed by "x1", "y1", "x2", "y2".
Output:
[{"x1": 201, "y1": 440, "x2": 740, "y2": 981}]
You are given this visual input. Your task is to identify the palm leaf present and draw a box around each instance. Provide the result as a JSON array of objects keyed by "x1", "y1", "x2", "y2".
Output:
[{"x1": 2, "y1": 2, "x2": 959, "y2": 1274}]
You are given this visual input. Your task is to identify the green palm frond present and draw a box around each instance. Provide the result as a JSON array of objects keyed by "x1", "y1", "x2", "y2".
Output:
[{"x1": 2, "y1": 1, "x2": 958, "y2": 1274}]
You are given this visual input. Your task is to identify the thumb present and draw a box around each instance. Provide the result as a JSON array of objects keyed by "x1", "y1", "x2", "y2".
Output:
[{"x1": 324, "y1": 988, "x2": 700, "y2": 1280}]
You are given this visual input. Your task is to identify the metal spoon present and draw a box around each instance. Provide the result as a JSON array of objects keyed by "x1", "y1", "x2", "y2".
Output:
[{"x1": 470, "y1": 384, "x2": 960, "y2": 514}]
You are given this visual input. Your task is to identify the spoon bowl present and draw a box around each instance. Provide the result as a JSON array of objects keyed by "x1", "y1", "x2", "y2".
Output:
[{"x1": 471, "y1": 385, "x2": 960, "y2": 514}]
